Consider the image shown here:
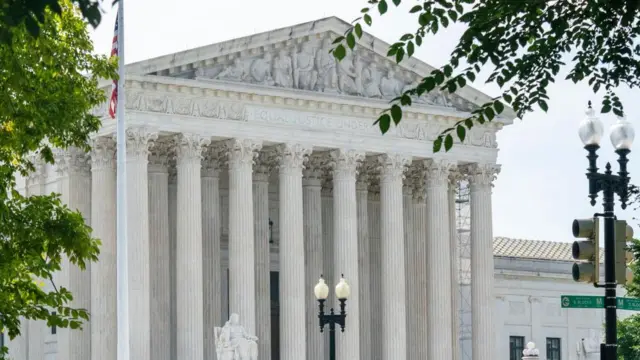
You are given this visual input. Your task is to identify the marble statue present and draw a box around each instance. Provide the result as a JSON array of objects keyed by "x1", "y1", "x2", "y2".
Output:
[
  {"x1": 273, "y1": 49, "x2": 294, "y2": 88},
  {"x1": 315, "y1": 37, "x2": 338, "y2": 92},
  {"x1": 250, "y1": 53, "x2": 274, "y2": 86},
  {"x1": 217, "y1": 58, "x2": 247, "y2": 82},
  {"x1": 379, "y1": 69, "x2": 404, "y2": 99},
  {"x1": 294, "y1": 41, "x2": 318, "y2": 91},
  {"x1": 360, "y1": 63, "x2": 383, "y2": 98},
  {"x1": 576, "y1": 329, "x2": 601, "y2": 360},
  {"x1": 214, "y1": 313, "x2": 259, "y2": 360}
]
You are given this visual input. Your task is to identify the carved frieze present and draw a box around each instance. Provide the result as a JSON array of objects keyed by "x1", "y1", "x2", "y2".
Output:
[{"x1": 192, "y1": 35, "x2": 477, "y2": 111}]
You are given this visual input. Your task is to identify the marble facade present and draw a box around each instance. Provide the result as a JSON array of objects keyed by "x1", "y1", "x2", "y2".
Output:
[{"x1": 8, "y1": 17, "x2": 513, "y2": 360}]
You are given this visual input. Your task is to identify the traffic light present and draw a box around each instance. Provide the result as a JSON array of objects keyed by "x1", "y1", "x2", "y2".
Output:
[
  {"x1": 615, "y1": 220, "x2": 634, "y2": 285},
  {"x1": 572, "y1": 218, "x2": 600, "y2": 283}
]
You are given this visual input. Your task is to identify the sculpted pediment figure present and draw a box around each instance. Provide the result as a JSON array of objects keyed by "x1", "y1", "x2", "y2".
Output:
[
  {"x1": 188, "y1": 31, "x2": 479, "y2": 113},
  {"x1": 214, "y1": 313, "x2": 259, "y2": 360}
]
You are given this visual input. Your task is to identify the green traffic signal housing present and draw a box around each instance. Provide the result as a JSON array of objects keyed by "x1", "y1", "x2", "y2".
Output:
[
  {"x1": 572, "y1": 218, "x2": 600, "y2": 283},
  {"x1": 615, "y1": 220, "x2": 634, "y2": 285}
]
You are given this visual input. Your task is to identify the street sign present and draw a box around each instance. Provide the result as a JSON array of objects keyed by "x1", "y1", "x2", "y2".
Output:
[
  {"x1": 561, "y1": 295, "x2": 604, "y2": 308},
  {"x1": 617, "y1": 297, "x2": 640, "y2": 311},
  {"x1": 560, "y1": 295, "x2": 640, "y2": 311}
]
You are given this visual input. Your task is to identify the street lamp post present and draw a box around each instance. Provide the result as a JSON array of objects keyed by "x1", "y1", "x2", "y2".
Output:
[
  {"x1": 578, "y1": 102, "x2": 635, "y2": 360},
  {"x1": 314, "y1": 274, "x2": 350, "y2": 360}
]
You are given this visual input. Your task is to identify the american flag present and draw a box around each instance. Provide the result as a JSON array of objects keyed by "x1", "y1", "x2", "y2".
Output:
[{"x1": 108, "y1": 12, "x2": 119, "y2": 119}]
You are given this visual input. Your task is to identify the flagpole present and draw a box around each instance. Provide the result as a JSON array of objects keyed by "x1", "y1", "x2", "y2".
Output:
[{"x1": 115, "y1": 0, "x2": 130, "y2": 359}]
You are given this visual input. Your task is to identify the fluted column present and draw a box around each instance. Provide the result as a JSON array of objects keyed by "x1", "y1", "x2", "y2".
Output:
[
  {"x1": 411, "y1": 165, "x2": 428, "y2": 360},
  {"x1": 225, "y1": 139, "x2": 262, "y2": 334},
  {"x1": 320, "y1": 175, "x2": 334, "y2": 356},
  {"x1": 148, "y1": 140, "x2": 171, "y2": 360},
  {"x1": 90, "y1": 137, "x2": 117, "y2": 360},
  {"x1": 402, "y1": 175, "x2": 415, "y2": 359},
  {"x1": 203, "y1": 145, "x2": 224, "y2": 360},
  {"x1": 254, "y1": 151, "x2": 274, "y2": 360},
  {"x1": 377, "y1": 154, "x2": 410, "y2": 360},
  {"x1": 449, "y1": 171, "x2": 462, "y2": 360},
  {"x1": 465, "y1": 163, "x2": 500, "y2": 360},
  {"x1": 367, "y1": 186, "x2": 382, "y2": 360},
  {"x1": 329, "y1": 149, "x2": 363, "y2": 360},
  {"x1": 174, "y1": 133, "x2": 210, "y2": 360},
  {"x1": 126, "y1": 127, "x2": 157, "y2": 360},
  {"x1": 168, "y1": 166, "x2": 178, "y2": 360},
  {"x1": 54, "y1": 147, "x2": 92, "y2": 360},
  {"x1": 425, "y1": 159, "x2": 456, "y2": 360},
  {"x1": 25, "y1": 160, "x2": 45, "y2": 360},
  {"x1": 277, "y1": 143, "x2": 312, "y2": 360},
  {"x1": 356, "y1": 165, "x2": 371, "y2": 360},
  {"x1": 304, "y1": 155, "x2": 325, "y2": 360}
]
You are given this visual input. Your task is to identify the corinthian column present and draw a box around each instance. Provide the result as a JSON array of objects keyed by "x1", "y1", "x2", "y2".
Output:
[
  {"x1": 225, "y1": 139, "x2": 262, "y2": 334},
  {"x1": 465, "y1": 163, "x2": 500, "y2": 360},
  {"x1": 54, "y1": 147, "x2": 92, "y2": 360},
  {"x1": 377, "y1": 153, "x2": 410, "y2": 360},
  {"x1": 402, "y1": 174, "x2": 415, "y2": 359},
  {"x1": 276, "y1": 143, "x2": 312, "y2": 360},
  {"x1": 411, "y1": 164, "x2": 428, "y2": 360},
  {"x1": 203, "y1": 145, "x2": 224, "y2": 360},
  {"x1": 126, "y1": 127, "x2": 157, "y2": 360},
  {"x1": 356, "y1": 163, "x2": 372, "y2": 360},
  {"x1": 329, "y1": 149, "x2": 363, "y2": 360},
  {"x1": 148, "y1": 139, "x2": 171, "y2": 360},
  {"x1": 90, "y1": 137, "x2": 117, "y2": 360},
  {"x1": 425, "y1": 159, "x2": 456, "y2": 360},
  {"x1": 174, "y1": 133, "x2": 210, "y2": 360},
  {"x1": 254, "y1": 151, "x2": 275, "y2": 360},
  {"x1": 449, "y1": 170, "x2": 462, "y2": 360},
  {"x1": 304, "y1": 154, "x2": 325, "y2": 360}
]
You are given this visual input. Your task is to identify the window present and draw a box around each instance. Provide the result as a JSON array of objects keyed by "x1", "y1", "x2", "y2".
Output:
[
  {"x1": 547, "y1": 337, "x2": 561, "y2": 360},
  {"x1": 510, "y1": 336, "x2": 525, "y2": 360}
]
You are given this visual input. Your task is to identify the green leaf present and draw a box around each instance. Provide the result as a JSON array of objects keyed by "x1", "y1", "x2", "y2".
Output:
[
  {"x1": 392, "y1": 0, "x2": 401, "y2": 6},
  {"x1": 378, "y1": 0, "x2": 388, "y2": 15},
  {"x1": 346, "y1": 32, "x2": 356, "y2": 49},
  {"x1": 378, "y1": 114, "x2": 392, "y2": 134},
  {"x1": 456, "y1": 125, "x2": 466, "y2": 142},
  {"x1": 415, "y1": 34, "x2": 422, "y2": 46},
  {"x1": 484, "y1": 107, "x2": 495, "y2": 120},
  {"x1": 354, "y1": 24, "x2": 363, "y2": 38},
  {"x1": 391, "y1": 104, "x2": 403, "y2": 124},
  {"x1": 410, "y1": 5, "x2": 422, "y2": 13},
  {"x1": 493, "y1": 100, "x2": 505, "y2": 114},
  {"x1": 444, "y1": 134, "x2": 454, "y2": 151},
  {"x1": 333, "y1": 44, "x2": 346, "y2": 60},
  {"x1": 395, "y1": 47, "x2": 405, "y2": 63},
  {"x1": 332, "y1": 36, "x2": 345, "y2": 44},
  {"x1": 407, "y1": 41, "x2": 415, "y2": 57},
  {"x1": 433, "y1": 136, "x2": 443, "y2": 152},
  {"x1": 502, "y1": 94, "x2": 513, "y2": 103},
  {"x1": 538, "y1": 100, "x2": 549, "y2": 112},
  {"x1": 364, "y1": 14, "x2": 373, "y2": 26},
  {"x1": 602, "y1": 104, "x2": 612, "y2": 113}
]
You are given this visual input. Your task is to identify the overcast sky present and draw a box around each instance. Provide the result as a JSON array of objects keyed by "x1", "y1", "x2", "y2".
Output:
[{"x1": 87, "y1": 0, "x2": 640, "y2": 242}]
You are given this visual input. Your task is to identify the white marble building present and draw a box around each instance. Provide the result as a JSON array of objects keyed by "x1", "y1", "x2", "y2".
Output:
[{"x1": 7, "y1": 17, "x2": 513, "y2": 360}]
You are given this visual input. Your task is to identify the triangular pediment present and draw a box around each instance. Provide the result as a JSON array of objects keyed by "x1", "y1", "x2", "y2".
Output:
[{"x1": 126, "y1": 17, "x2": 513, "y2": 119}]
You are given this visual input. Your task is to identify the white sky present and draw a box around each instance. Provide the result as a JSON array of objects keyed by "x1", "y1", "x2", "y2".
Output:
[{"x1": 88, "y1": 0, "x2": 640, "y2": 242}]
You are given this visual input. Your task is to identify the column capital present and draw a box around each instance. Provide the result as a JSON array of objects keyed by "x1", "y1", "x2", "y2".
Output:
[
  {"x1": 408, "y1": 163, "x2": 427, "y2": 203},
  {"x1": 424, "y1": 158, "x2": 457, "y2": 187},
  {"x1": 149, "y1": 138, "x2": 172, "y2": 173},
  {"x1": 356, "y1": 158, "x2": 377, "y2": 192},
  {"x1": 448, "y1": 167, "x2": 464, "y2": 188},
  {"x1": 276, "y1": 143, "x2": 312, "y2": 173},
  {"x1": 89, "y1": 137, "x2": 116, "y2": 171},
  {"x1": 26, "y1": 153, "x2": 46, "y2": 185},
  {"x1": 303, "y1": 153, "x2": 326, "y2": 187},
  {"x1": 329, "y1": 149, "x2": 365, "y2": 180},
  {"x1": 124, "y1": 126, "x2": 158, "y2": 159},
  {"x1": 173, "y1": 133, "x2": 211, "y2": 165},
  {"x1": 224, "y1": 138, "x2": 263, "y2": 170},
  {"x1": 462, "y1": 163, "x2": 501, "y2": 188},
  {"x1": 54, "y1": 147, "x2": 90, "y2": 176},
  {"x1": 377, "y1": 154, "x2": 411, "y2": 182},
  {"x1": 202, "y1": 143, "x2": 226, "y2": 178},
  {"x1": 254, "y1": 150, "x2": 278, "y2": 182}
]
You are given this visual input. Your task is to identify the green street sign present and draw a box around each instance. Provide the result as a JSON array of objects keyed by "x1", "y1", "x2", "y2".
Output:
[
  {"x1": 561, "y1": 295, "x2": 604, "y2": 309},
  {"x1": 617, "y1": 297, "x2": 640, "y2": 311},
  {"x1": 560, "y1": 295, "x2": 640, "y2": 311}
]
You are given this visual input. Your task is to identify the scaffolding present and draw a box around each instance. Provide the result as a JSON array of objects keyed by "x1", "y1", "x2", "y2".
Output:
[{"x1": 456, "y1": 180, "x2": 472, "y2": 360}]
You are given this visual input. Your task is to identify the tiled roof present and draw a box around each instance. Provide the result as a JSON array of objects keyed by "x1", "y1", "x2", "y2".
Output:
[{"x1": 493, "y1": 237, "x2": 605, "y2": 262}]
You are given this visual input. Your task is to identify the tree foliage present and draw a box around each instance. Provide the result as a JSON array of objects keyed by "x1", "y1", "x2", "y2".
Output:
[
  {"x1": 332, "y1": 0, "x2": 640, "y2": 152},
  {"x1": 0, "y1": 0, "x2": 107, "y2": 44},
  {"x1": 0, "y1": 1, "x2": 116, "y2": 358}
]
